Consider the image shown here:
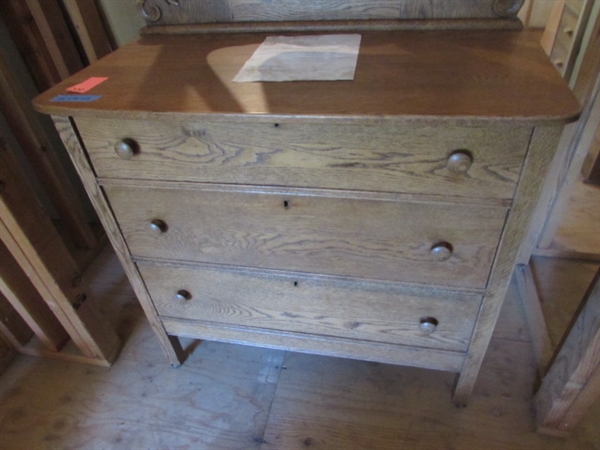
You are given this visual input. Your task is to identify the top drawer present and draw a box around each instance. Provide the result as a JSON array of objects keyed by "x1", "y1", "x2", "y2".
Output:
[{"x1": 76, "y1": 118, "x2": 530, "y2": 199}]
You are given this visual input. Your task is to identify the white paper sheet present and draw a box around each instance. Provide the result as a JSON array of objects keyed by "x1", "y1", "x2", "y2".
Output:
[{"x1": 233, "y1": 34, "x2": 362, "y2": 82}]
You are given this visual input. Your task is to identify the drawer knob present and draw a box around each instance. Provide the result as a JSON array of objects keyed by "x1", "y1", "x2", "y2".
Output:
[
  {"x1": 430, "y1": 242, "x2": 453, "y2": 261},
  {"x1": 175, "y1": 290, "x2": 192, "y2": 302},
  {"x1": 447, "y1": 151, "x2": 473, "y2": 174},
  {"x1": 419, "y1": 317, "x2": 438, "y2": 335},
  {"x1": 563, "y1": 27, "x2": 574, "y2": 37},
  {"x1": 148, "y1": 219, "x2": 168, "y2": 234},
  {"x1": 114, "y1": 139, "x2": 137, "y2": 160}
]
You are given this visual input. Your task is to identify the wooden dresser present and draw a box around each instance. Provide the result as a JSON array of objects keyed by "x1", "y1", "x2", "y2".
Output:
[{"x1": 33, "y1": 0, "x2": 579, "y2": 405}]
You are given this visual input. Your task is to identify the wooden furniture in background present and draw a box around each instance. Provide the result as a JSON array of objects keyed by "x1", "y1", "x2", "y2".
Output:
[
  {"x1": 0, "y1": 135, "x2": 121, "y2": 366},
  {"x1": 0, "y1": 0, "x2": 113, "y2": 91},
  {"x1": 581, "y1": 122, "x2": 600, "y2": 184},
  {"x1": 0, "y1": 52, "x2": 97, "y2": 251},
  {"x1": 535, "y1": 269, "x2": 600, "y2": 437},
  {"x1": 521, "y1": 4, "x2": 600, "y2": 262},
  {"x1": 515, "y1": 4, "x2": 600, "y2": 435},
  {"x1": 34, "y1": 0, "x2": 579, "y2": 405},
  {"x1": 62, "y1": 0, "x2": 113, "y2": 63},
  {"x1": 0, "y1": 240, "x2": 68, "y2": 352},
  {"x1": 0, "y1": 0, "x2": 121, "y2": 367},
  {"x1": 541, "y1": 0, "x2": 594, "y2": 81}
]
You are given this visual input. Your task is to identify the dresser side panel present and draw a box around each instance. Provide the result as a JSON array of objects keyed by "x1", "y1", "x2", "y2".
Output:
[
  {"x1": 51, "y1": 115, "x2": 185, "y2": 366},
  {"x1": 453, "y1": 125, "x2": 564, "y2": 405}
]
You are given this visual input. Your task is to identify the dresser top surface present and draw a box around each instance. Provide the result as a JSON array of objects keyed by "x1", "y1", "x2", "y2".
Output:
[{"x1": 34, "y1": 30, "x2": 580, "y2": 123}]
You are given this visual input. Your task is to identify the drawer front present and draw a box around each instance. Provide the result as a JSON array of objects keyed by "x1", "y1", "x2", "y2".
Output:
[
  {"x1": 78, "y1": 118, "x2": 530, "y2": 199},
  {"x1": 139, "y1": 262, "x2": 482, "y2": 352},
  {"x1": 105, "y1": 185, "x2": 508, "y2": 289}
]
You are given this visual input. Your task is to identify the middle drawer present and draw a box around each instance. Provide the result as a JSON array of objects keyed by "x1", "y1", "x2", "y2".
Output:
[{"x1": 104, "y1": 185, "x2": 507, "y2": 290}]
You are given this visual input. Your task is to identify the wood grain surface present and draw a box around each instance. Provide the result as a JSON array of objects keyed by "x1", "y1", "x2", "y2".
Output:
[
  {"x1": 33, "y1": 31, "x2": 579, "y2": 124},
  {"x1": 78, "y1": 118, "x2": 529, "y2": 199},
  {"x1": 452, "y1": 125, "x2": 564, "y2": 405},
  {"x1": 140, "y1": 261, "x2": 481, "y2": 351},
  {"x1": 0, "y1": 131, "x2": 120, "y2": 364},
  {"x1": 0, "y1": 241, "x2": 68, "y2": 352},
  {"x1": 104, "y1": 184, "x2": 507, "y2": 289},
  {"x1": 52, "y1": 116, "x2": 185, "y2": 365},
  {"x1": 137, "y1": 0, "x2": 524, "y2": 25},
  {"x1": 162, "y1": 317, "x2": 466, "y2": 372},
  {"x1": 31, "y1": 20, "x2": 582, "y2": 408}
]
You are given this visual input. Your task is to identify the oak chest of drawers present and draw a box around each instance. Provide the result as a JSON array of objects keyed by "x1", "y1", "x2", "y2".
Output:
[{"x1": 34, "y1": 21, "x2": 579, "y2": 405}]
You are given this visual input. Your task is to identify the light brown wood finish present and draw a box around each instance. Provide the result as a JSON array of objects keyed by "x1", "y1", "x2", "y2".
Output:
[
  {"x1": 33, "y1": 15, "x2": 579, "y2": 405},
  {"x1": 519, "y1": 4, "x2": 600, "y2": 263},
  {"x1": 581, "y1": 118, "x2": 600, "y2": 183},
  {"x1": 535, "y1": 269, "x2": 600, "y2": 436},
  {"x1": 515, "y1": 264, "x2": 553, "y2": 375},
  {"x1": 541, "y1": 0, "x2": 565, "y2": 55},
  {"x1": 548, "y1": 0, "x2": 593, "y2": 80},
  {"x1": 51, "y1": 115, "x2": 185, "y2": 366},
  {"x1": 453, "y1": 125, "x2": 564, "y2": 405},
  {"x1": 163, "y1": 318, "x2": 466, "y2": 373},
  {"x1": 33, "y1": 31, "x2": 579, "y2": 123},
  {"x1": 0, "y1": 241, "x2": 68, "y2": 352},
  {"x1": 78, "y1": 118, "x2": 529, "y2": 199},
  {"x1": 538, "y1": 82, "x2": 600, "y2": 252},
  {"x1": 140, "y1": 262, "x2": 481, "y2": 352},
  {"x1": 106, "y1": 185, "x2": 506, "y2": 289}
]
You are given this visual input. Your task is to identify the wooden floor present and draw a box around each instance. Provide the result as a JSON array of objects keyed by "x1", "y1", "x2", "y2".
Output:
[{"x1": 1, "y1": 190, "x2": 599, "y2": 449}]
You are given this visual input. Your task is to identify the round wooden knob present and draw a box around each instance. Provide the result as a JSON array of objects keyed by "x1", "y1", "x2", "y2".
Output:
[
  {"x1": 148, "y1": 219, "x2": 168, "y2": 234},
  {"x1": 447, "y1": 151, "x2": 473, "y2": 174},
  {"x1": 419, "y1": 317, "x2": 438, "y2": 335},
  {"x1": 563, "y1": 27, "x2": 574, "y2": 37},
  {"x1": 430, "y1": 242, "x2": 453, "y2": 262},
  {"x1": 175, "y1": 290, "x2": 192, "y2": 302},
  {"x1": 114, "y1": 139, "x2": 137, "y2": 160}
]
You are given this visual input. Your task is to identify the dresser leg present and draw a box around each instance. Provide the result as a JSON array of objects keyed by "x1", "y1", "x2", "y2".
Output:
[
  {"x1": 451, "y1": 343, "x2": 490, "y2": 407},
  {"x1": 451, "y1": 370, "x2": 475, "y2": 408},
  {"x1": 166, "y1": 335, "x2": 186, "y2": 367}
]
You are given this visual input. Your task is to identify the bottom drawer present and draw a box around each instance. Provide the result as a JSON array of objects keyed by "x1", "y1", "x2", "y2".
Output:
[{"x1": 139, "y1": 262, "x2": 481, "y2": 352}]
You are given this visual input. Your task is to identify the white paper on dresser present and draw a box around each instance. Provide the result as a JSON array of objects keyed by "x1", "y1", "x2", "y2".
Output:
[{"x1": 233, "y1": 34, "x2": 362, "y2": 82}]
